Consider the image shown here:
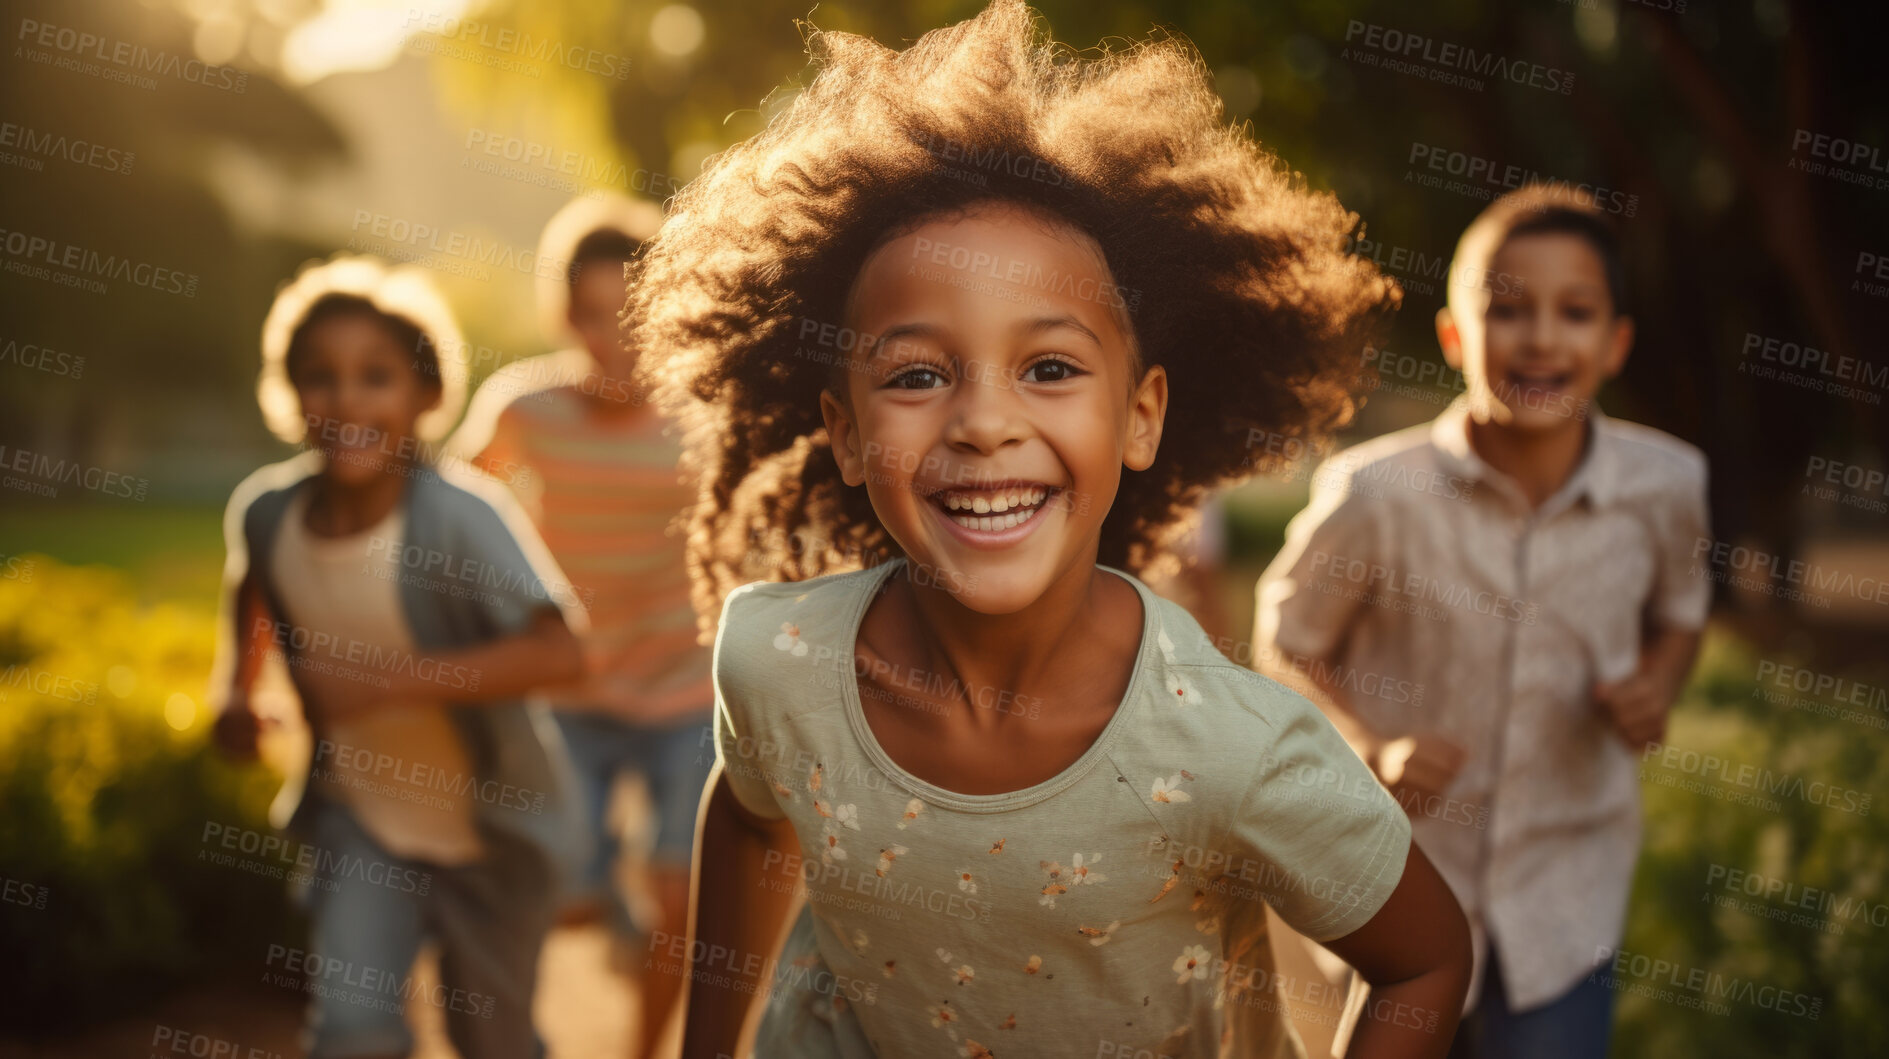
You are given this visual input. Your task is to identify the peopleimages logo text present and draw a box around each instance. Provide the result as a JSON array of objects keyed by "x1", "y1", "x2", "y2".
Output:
[{"x1": 1345, "y1": 21, "x2": 1574, "y2": 94}]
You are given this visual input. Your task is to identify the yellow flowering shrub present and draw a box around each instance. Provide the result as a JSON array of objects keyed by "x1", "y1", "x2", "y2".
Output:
[{"x1": 0, "y1": 556, "x2": 291, "y2": 1031}]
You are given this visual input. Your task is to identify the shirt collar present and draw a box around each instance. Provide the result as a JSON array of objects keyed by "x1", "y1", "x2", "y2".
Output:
[{"x1": 1430, "y1": 397, "x2": 1620, "y2": 511}]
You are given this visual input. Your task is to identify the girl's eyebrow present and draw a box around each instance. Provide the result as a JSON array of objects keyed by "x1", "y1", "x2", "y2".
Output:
[
  {"x1": 1021, "y1": 314, "x2": 1102, "y2": 348},
  {"x1": 868, "y1": 322, "x2": 943, "y2": 361},
  {"x1": 864, "y1": 314, "x2": 1102, "y2": 359}
]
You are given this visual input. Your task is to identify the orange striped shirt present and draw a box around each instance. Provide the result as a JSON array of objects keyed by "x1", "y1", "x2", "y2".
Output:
[{"x1": 459, "y1": 355, "x2": 710, "y2": 724}]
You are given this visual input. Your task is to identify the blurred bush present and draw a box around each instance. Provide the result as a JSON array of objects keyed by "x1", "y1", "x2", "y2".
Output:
[
  {"x1": 0, "y1": 556, "x2": 292, "y2": 1033},
  {"x1": 1616, "y1": 629, "x2": 1889, "y2": 1058}
]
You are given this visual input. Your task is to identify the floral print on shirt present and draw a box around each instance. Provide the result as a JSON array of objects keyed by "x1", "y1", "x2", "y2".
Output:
[{"x1": 718, "y1": 567, "x2": 1411, "y2": 1059}]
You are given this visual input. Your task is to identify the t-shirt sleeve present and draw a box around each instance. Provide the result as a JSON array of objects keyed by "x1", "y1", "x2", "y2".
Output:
[
  {"x1": 1254, "y1": 458, "x2": 1383, "y2": 665},
  {"x1": 712, "y1": 583, "x2": 788, "y2": 821},
  {"x1": 1223, "y1": 682, "x2": 1411, "y2": 942},
  {"x1": 1649, "y1": 448, "x2": 1712, "y2": 631},
  {"x1": 451, "y1": 479, "x2": 590, "y2": 638}
]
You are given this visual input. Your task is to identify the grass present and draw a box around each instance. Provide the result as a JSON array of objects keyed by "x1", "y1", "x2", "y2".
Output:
[{"x1": 0, "y1": 505, "x2": 226, "y2": 608}]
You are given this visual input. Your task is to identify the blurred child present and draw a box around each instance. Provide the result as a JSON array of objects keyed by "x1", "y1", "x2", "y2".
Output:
[
  {"x1": 210, "y1": 255, "x2": 589, "y2": 1059},
  {"x1": 1256, "y1": 185, "x2": 1711, "y2": 1059},
  {"x1": 447, "y1": 194, "x2": 712, "y2": 1055},
  {"x1": 631, "y1": 3, "x2": 1473, "y2": 1056},
  {"x1": 1149, "y1": 492, "x2": 1234, "y2": 646}
]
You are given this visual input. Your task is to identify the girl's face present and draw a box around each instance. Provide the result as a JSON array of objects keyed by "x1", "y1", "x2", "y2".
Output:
[
  {"x1": 292, "y1": 312, "x2": 440, "y2": 487},
  {"x1": 569, "y1": 264, "x2": 635, "y2": 380},
  {"x1": 1442, "y1": 232, "x2": 1631, "y2": 433},
  {"x1": 822, "y1": 201, "x2": 1166, "y2": 615}
]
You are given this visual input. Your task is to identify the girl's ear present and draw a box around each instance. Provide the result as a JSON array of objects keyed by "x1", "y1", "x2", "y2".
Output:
[
  {"x1": 1602, "y1": 314, "x2": 1635, "y2": 379},
  {"x1": 821, "y1": 388, "x2": 867, "y2": 487},
  {"x1": 1435, "y1": 307, "x2": 1464, "y2": 372},
  {"x1": 1123, "y1": 364, "x2": 1167, "y2": 472}
]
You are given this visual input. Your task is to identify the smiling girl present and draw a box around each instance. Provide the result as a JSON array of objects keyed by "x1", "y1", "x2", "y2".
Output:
[
  {"x1": 634, "y1": 3, "x2": 1471, "y2": 1056},
  {"x1": 211, "y1": 255, "x2": 589, "y2": 1059}
]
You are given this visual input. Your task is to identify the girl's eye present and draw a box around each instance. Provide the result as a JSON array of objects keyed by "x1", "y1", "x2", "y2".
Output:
[
  {"x1": 1562, "y1": 305, "x2": 1597, "y2": 323},
  {"x1": 363, "y1": 365, "x2": 397, "y2": 387},
  {"x1": 884, "y1": 366, "x2": 947, "y2": 390},
  {"x1": 1023, "y1": 357, "x2": 1085, "y2": 384},
  {"x1": 1487, "y1": 302, "x2": 1521, "y2": 320}
]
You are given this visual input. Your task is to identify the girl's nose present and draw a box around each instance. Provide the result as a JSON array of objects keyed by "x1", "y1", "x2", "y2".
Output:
[
  {"x1": 1524, "y1": 306, "x2": 1556, "y2": 354},
  {"x1": 943, "y1": 361, "x2": 1026, "y2": 454}
]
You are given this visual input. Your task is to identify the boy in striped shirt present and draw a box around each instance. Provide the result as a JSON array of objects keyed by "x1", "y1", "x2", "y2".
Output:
[{"x1": 449, "y1": 195, "x2": 708, "y2": 1055}]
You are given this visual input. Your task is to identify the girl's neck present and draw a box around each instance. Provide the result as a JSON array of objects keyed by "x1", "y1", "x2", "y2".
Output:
[
  {"x1": 1465, "y1": 412, "x2": 1591, "y2": 510},
  {"x1": 306, "y1": 463, "x2": 411, "y2": 537},
  {"x1": 585, "y1": 389, "x2": 654, "y2": 424},
  {"x1": 889, "y1": 556, "x2": 1130, "y2": 730}
]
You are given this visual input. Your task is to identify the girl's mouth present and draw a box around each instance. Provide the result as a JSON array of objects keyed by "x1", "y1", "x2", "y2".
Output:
[
  {"x1": 924, "y1": 481, "x2": 1060, "y2": 545},
  {"x1": 1505, "y1": 368, "x2": 1573, "y2": 393}
]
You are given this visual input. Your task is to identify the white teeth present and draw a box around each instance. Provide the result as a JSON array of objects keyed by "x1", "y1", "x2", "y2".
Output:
[
  {"x1": 947, "y1": 503, "x2": 1040, "y2": 533},
  {"x1": 934, "y1": 486, "x2": 1056, "y2": 531}
]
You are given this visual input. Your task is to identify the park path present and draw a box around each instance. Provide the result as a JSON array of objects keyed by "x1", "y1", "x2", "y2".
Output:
[{"x1": 0, "y1": 924, "x2": 642, "y2": 1059}]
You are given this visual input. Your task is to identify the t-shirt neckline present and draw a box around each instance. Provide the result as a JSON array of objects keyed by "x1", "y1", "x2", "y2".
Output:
[
  {"x1": 836, "y1": 557, "x2": 1159, "y2": 813},
  {"x1": 284, "y1": 484, "x2": 406, "y2": 559}
]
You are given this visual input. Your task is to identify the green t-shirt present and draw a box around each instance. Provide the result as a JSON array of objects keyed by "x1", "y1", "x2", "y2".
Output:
[{"x1": 712, "y1": 559, "x2": 1411, "y2": 1058}]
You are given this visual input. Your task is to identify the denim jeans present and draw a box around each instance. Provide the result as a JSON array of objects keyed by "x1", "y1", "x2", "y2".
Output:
[
  {"x1": 553, "y1": 712, "x2": 714, "y2": 914},
  {"x1": 296, "y1": 802, "x2": 555, "y2": 1059},
  {"x1": 1447, "y1": 948, "x2": 1617, "y2": 1059}
]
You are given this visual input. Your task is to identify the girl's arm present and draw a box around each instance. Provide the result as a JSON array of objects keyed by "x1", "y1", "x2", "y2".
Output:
[
  {"x1": 210, "y1": 469, "x2": 286, "y2": 759},
  {"x1": 211, "y1": 570, "x2": 277, "y2": 759},
  {"x1": 390, "y1": 607, "x2": 584, "y2": 703},
  {"x1": 297, "y1": 607, "x2": 585, "y2": 718},
  {"x1": 1323, "y1": 840, "x2": 1472, "y2": 1058},
  {"x1": 680, "y1": 765, "x2": 800, "y2": 1059}
]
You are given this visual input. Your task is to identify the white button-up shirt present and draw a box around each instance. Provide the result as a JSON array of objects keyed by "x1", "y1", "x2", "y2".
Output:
[{"x1": 1254, "y1": 399, "x2": 1710, "y2": 1011}]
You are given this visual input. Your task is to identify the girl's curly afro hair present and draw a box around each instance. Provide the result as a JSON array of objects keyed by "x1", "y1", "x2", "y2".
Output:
[{"x1": 629, "y1": 0, "x2": 1400, "y2": 639}]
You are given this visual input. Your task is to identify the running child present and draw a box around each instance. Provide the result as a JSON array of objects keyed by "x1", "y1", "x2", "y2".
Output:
[
  {"x1": 447, "y1": 193, "x2": 714, "y2": 1056},
  {"x1": 210, "y1": 254, "x2": 590, "y2": 1059},
  {"x1": 630, "y1": 3, "x2": 1473, "y2": 1056},
  {"x1": 1255, "y1": 185, "x2": 1711, "y2": 1059}
]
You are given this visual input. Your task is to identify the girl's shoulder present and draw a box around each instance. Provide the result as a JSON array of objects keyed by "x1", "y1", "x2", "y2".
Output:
[
  {"x1": 224, "y1": 452, "x2": 323, "y2": 557},
  {"x1": 408, "y1": 458, "x2": 560, "y2": 569},
  {"x1": 1138, "y1": 586, "x2": 1329, "y2": 743},
  {"x1": 1138, "y1": 581, "x2": 1297, "y2": 696},
  {"x1": 720, "y1": 564, "x2": 886, "y2": 646},
  {"x1": 713, "y1": 564, "x2": 892, "y2": 699},
  {"x1": 412, "y1": 456, "x2": 517, "y2": 517}
]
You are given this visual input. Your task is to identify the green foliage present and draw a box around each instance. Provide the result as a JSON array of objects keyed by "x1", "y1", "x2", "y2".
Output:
[
  {"x1": 1616, "y1": 628, "x2": 1889, "y2": 1058},
  {"x1": 0, "y1": 557, "x2": 291, "y2": 1033}
]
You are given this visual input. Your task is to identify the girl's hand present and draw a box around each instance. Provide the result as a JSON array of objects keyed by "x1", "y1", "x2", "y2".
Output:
[
  {"x1": 1371, "y1": 735, "x2": 1467, "y2": 806},
  {"x1": 212, "y1": 694, "x2": 270, "y2": 760}
]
